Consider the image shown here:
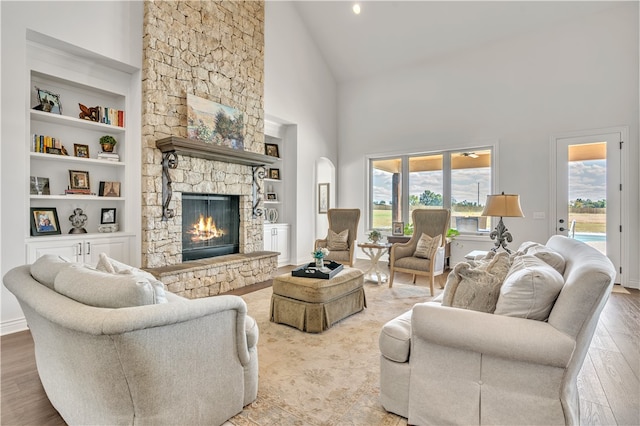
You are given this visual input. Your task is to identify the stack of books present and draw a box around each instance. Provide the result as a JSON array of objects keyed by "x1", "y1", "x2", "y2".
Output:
[
  {"x1": 97, "y1": 152, "x2": 120, "y2": 162},
  {"x1": 65, "y1": 189, "x2": 91, "y2": 195}
]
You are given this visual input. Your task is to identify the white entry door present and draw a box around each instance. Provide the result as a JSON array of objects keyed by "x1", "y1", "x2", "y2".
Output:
[{"x1": 553, "y1": 131, "x2": 622, "y2": 284}]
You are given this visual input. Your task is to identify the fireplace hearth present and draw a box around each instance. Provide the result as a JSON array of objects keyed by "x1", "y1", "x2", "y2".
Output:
[{"x1": 182, "y1": 193, "x2": 240, "y2": 261}]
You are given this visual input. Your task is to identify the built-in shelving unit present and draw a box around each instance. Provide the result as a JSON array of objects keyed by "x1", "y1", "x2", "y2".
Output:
[
  {"x1": 263, "y1": 120, "x2": 292, "y2": 265},
  {"x1": 24, "y1": 41, "x2": 139, "y2": 264}
]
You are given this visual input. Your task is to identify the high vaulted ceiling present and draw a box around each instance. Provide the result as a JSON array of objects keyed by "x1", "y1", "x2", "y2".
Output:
[{"x1": 293, "y1": 1, "x2": 621, "y2": 83}]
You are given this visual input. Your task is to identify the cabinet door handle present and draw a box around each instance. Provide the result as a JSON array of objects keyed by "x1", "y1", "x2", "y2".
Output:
[
  {"x1": 86, "y1": 242, "x2": 91, "y2": 255},
  {"x1": 78, "y1": 242, "x2": 83, "y2": 256}
]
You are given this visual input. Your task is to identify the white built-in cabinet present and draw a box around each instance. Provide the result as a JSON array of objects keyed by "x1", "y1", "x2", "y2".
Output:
[
  {"x1": 263, "y1": 224, "x2": 290, "y2": 266},
  {"x1": 24, "y1": 41, "x2": 139, "y2": 265},
  {"x1": 27, "y1": 234, "x2": 131, "y2": 265}
]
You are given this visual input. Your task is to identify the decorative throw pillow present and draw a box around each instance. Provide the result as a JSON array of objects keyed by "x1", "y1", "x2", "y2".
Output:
[
  {"x1": 413, "y1": 233, "x2": 442, "y2": 259},
  {"x1": 95, "y1": 253, "x2": 168, "y2": 304},
  {"x1": 494, "y1": 254, "x2": 564, "y2": 321},
  {"x1": 327, "y1": 229, "x2": 349, "y2": 251},
  {"x1": 54, "y1": 264, "x2": 164, "y2": 308},
  {"x1": 441, "y1": 251, "x2": 511, "y2": 313},
  {"x1": 515, "y1": 241, "x2": 566, "y2": 275},
  {"x1": 30, "y1": 254, "x2": 78, "y2": 290}
]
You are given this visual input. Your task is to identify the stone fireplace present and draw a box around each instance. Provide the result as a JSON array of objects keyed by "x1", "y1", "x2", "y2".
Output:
[
  {"x1": 140, "y1": 2, "x2": 275, "y2": 298},
  {"x1": 141, "y1": 137, "x2": 278, "y2": 298}
]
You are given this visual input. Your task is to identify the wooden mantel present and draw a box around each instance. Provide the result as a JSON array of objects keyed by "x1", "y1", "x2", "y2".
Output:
[
  {"x1": 155, "y1": 136, "x2": 276, "y2": 220},
  {"x1": 156, "y1": 136, "x2": 277, "y2": 166}
]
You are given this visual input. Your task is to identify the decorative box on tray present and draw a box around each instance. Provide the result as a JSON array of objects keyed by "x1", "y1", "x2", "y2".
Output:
[{"x1": 291, "y1": 260, "x2": 344, "y2": 279}]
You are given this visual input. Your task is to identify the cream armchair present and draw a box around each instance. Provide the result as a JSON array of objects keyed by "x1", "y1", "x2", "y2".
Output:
[
  {"x1": 3, "y1": 257, "x2": 259, "y2": 426},
  {"x1": 315, "y1": 208, "x2": 360, "y2": 267},
  {"x1": 389, "y1": 208, "x2": 450, "y2": 295},
  {"x1": 379, "y1": 236, "x2": 616, "y2": 425}
]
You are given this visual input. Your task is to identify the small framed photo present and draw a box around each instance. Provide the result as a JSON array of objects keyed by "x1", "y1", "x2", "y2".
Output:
[
  {"x1": 392, "y1": 221, "x2": 404, "y2": 236},
  {"x1": 30, "y1": 208, "x2": 61, "y2": 236},
  {"x1": 45, "y1": 147, "x2": 62, "y2": 155},
  {"x1": 69, "y1": 170, "x2": 90, "y2": 190},
  {"x1": 99, "y1": 181, "x2": 121, "y2": 197},
  {"x1": 318, "y1": 182, "x2": 330, "y2": 214},
  {"x1": 35, "y1": 87, "x2": 62, "y2": 114},
  {"x1": 30, "y1": 176, "x2": 50, "y2": 195},
  {"x1": 100, "y1": 208, "x2": 117, "y2": 224},
  {"x1": 266, "y1": 193, "x2": 277, "y2": 201},
  {"x1": 74, "y1": 144, "x2": 90, "y2": 158},
  {"x1": 265, "y1": 143, "x2": 280, "y2": 158},
  {"x1": 268, "y1": 168, "x2": 280, "y2": 180}
]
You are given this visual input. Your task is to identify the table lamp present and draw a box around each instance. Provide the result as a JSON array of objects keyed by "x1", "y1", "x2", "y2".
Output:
[{"x1": 481, "y1": 192, "x2": 524, "y2": 253}]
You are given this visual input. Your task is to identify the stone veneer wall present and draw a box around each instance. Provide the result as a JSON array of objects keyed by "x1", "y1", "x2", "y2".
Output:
[{"x1": 141, "y1": 1, "x2": 270, "y2": 295}]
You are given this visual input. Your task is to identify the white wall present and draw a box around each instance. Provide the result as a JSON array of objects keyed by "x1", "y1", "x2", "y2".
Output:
[
  {"x1": 264, "y1": 2, "x2": 339, "y2": 264},
  {"x1": 338, "y1": 3, "x2": 639, "y2": 286},
  {"x1": 1, "y1": 1, "x2": 143, "y2": 333}
]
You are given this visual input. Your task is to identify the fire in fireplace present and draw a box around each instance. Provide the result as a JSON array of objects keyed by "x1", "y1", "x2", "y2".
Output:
[{"x1": 182, "y1": 193, "x2": 240, "y2": 261}]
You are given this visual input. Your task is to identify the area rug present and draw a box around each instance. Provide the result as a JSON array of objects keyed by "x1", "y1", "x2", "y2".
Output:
[{"x1": 229, "y1": 279, "x2": 435, "y2": 425}]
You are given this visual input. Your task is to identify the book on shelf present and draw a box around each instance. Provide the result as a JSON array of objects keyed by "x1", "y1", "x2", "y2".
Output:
[
  {"x1": 32, "y1": 134, "x2": 62, "y2": 153},
  {"x1": 64, "y1": 189, "x2": 92, "y2": 195},
  {"x1": 97, "y1": 106, "x2": 125, "y2": 127}
]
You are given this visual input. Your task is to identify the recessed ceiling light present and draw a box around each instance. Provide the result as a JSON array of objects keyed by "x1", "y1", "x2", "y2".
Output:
[{"x1": 353, "y1": 4, "x2": 361, "y2": 15}]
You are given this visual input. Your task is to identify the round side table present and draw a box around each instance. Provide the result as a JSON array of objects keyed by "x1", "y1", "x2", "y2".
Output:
[{"x1": 358, "y1": 242, "x2": 392, "y2": 284}]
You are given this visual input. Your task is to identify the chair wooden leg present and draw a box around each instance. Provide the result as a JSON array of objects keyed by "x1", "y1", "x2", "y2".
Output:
[
  {"x1": 429, "y1": 274, "x2": 435, "y2": 296},
  {"x1": 412, "y1": 274, "x2": 417, "y2": 284},
  {"x1": 389, "y1": 270, "x2": 395, "y2": 288},
  {"x1": 438, "y1": 274, "x2": 445, "y2": 289}
]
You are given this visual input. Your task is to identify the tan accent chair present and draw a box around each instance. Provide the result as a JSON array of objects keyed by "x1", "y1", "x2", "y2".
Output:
[
  {"x1": 389, "y1": 208, "x2": 450, "y2": 295},
  {"x1": 315, "y1": 208, "x2": 361, "y2": 267}
]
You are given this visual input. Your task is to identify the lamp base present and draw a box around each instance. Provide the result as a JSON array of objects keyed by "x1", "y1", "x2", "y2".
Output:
[{"x1": 489, "y1": 217, "x2": 514, "y2": 253}]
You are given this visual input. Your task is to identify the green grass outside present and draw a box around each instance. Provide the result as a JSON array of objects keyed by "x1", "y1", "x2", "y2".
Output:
[{"x1": 372, "y1": 209, "x2": 606, "y2": 233}]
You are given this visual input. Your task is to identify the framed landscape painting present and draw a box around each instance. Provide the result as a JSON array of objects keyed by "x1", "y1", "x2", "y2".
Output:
[{"x1": 186, "y1": 94, "x2": 245, "y2": 150}]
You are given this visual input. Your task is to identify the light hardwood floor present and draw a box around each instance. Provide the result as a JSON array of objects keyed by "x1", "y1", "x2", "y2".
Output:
[{"x1": 1, "y1": 261, "x2": 638, "y2": 425}]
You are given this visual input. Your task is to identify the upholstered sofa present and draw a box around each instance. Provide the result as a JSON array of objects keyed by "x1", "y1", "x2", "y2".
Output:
[
  {"x1": 3, "y1": 254, "x2": 259, "y2": 426},
  {"x1": 379, "y1": 235, "x2": 616, "y2": 425}
]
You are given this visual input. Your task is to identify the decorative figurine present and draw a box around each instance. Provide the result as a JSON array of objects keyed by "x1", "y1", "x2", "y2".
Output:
[
  {"x1": 69, "y1": 208, "x2": 88, "y2": 234},
  {"x1": 78, "y1": 103, "x2": 99, "y2": 122}
]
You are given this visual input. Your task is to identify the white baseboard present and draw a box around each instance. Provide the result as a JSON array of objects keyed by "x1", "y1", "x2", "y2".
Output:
[
  {"x1": 1, "y1": 317, "x2": 28, "y2": 336},
  {"x1": 625, "y1": 278, "x2": 639, "y2": 290}
]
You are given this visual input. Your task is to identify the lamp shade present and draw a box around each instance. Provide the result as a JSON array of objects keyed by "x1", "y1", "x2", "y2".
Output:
[{"x1": 481, "y1": 193, "x2": 524, "y2": 218}]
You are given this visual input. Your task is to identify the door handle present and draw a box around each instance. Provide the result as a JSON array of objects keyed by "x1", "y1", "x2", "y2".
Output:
[{"x1": 86, "y1": 242, "x2": 91, "y2": 255}]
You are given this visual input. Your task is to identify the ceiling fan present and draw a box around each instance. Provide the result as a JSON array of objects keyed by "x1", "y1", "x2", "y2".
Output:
[{"x1": 460, "y1": 152, "x2": 479, "y2": 158}]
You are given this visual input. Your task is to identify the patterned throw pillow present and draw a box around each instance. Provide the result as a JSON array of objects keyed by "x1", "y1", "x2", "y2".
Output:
[
  {"x1": 413, "y1": 233, "x2": 442, "y2": 259},
  {"x1": 441, "y1": 251, "x2": 511, "y2": 313},
  {"x1": 327, "y1": 229, "x2": 349, "y2": 251}
]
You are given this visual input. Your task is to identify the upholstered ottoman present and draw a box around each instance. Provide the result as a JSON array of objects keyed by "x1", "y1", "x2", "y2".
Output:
[{"x1": 270, "y1": 267, "x2": 366, "y2": 333}]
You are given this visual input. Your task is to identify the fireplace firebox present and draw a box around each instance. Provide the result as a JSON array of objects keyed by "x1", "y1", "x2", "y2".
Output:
[{"x1": 182, "y1": 193, "x2": 240, "y2": 261}]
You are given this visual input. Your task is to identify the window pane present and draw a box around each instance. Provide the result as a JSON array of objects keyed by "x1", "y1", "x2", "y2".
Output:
[
  {"x1": 409, "y1": 154, "x2": 443, "y2": 224},
  {"x1": 451, "y1": 150, "x2": 492, "y2": 232},
  {"x1": 371, "y1": 158, "x2": 401, "y2": 230}
]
